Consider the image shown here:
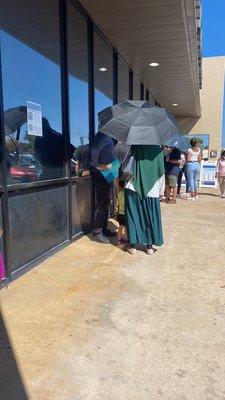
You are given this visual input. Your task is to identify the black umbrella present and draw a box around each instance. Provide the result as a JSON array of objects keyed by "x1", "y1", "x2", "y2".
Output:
[{"x1": 98, "y1": 100, "x2": 180, "y2": 145}]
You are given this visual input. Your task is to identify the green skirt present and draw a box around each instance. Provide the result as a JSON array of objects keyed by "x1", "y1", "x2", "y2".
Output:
[{"x1": 125, "y1": 189, "x2": 164, "y2": 246}]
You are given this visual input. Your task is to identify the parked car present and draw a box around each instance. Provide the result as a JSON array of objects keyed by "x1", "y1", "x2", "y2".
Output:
[
  {"x1": 7, "y1": 153, "x2": 41, "y2": 183},
  {"x1": 9, "y1": 165, "x2": 38, "y2": 183}
]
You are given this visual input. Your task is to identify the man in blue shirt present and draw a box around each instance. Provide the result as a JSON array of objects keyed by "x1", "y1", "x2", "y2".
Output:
[{"x1": 91, "y1": 132, "x2": 117, "y2": 243}]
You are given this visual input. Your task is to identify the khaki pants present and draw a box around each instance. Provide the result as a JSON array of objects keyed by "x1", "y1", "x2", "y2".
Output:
[{"x1": 218, "y1": 176, "x2": 225, "y2": 196}]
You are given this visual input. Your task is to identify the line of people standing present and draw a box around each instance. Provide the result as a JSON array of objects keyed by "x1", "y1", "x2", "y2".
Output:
[
  {"x1": 163, "y1": 137, "x2": 202, "y2": 203},
  {"x1": 90, "y1": 131, "x2": 164, "y2": 255}
]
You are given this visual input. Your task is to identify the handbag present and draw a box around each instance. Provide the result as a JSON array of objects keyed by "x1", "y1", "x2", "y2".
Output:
[{"x1": 99, "y1": 159, "x2": 121, "y2": 183}]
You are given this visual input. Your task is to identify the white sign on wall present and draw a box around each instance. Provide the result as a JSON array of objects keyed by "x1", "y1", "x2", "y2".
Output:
[{"x1": 27, "y1": 101, "x2": 42, "y2": 137}]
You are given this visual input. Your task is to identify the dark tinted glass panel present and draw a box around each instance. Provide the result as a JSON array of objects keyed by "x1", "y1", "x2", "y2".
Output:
[
  {"x1": 94, "y1": 31, "x2": 113, "y2": 130},
  {"x1": 72, "y1": 178, "x2": 92, "y2": 236},
  {"x1": 133, "y1": 74, "x2": 140, "y2": 100},
  {"x1": 8, "y1": 187, "x2": 68, "y2": 272},
  {"x1": 0, "y1": 200, "x2": 5, "y2": 281},
  {"x1": 67, "y1": 2, "x2": 90, "y2": 178},
  {"x1": 0, "y1": 0, "x2": 64, "y2": 183},
  {"x1": 118, "y1": 57, "x2": 129, "y2": 102}
]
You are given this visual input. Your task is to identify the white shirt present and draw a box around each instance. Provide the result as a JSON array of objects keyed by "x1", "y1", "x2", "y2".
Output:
[{"x1": 188, "y1": 148, "x2": 200, "y2": 162}]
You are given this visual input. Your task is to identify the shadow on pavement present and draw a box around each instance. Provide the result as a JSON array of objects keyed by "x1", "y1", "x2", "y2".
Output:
[
  {"x1": 0, "y1": 312, "x2": 29, "y2": 400},
  {"x1": 199, "y1": 192, "x2": 220, "y2": 198}
]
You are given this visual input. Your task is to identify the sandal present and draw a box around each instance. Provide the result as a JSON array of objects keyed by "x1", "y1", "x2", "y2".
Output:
[
  {"x1": 146, "y1": 246, "x2": 157, "y2": 255},
  {"x1": 127, "y1": 247, "x2": 136, "y2": 255},
  {"x1": 146, "y1": 247, "x2": 154, "y2": 255}
]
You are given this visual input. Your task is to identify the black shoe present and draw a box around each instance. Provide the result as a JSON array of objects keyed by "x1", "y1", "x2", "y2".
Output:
[
  {"x1": 92, "y1": 233, "x2": 110, "y2": 244},
  {"x1": 103, "y1": 229, "x2": 117, "y2": 237}
]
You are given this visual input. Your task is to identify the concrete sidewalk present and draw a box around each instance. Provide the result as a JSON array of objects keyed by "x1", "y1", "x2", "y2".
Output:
[{"x1": 1, "y1": 190, "x2": 225, "y2": 400}]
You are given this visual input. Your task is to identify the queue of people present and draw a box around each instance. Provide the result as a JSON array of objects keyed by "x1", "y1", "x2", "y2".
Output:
[
  {"x1": 90, "y1": 131, "x2": 164, "y2": 254},
  {"x1": 90, "y1": 131, "x2": 225, "y2": 255},
  {"x1": 163, "y1": 137, "x2": 202, "y2": 203}
]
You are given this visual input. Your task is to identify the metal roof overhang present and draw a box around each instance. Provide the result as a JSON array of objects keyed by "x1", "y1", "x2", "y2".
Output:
[
  {"x1": 80, "y1": 0, "x2": 201, "y2": 118},
  {"x1": 0, "y1": 0, "x2": 201, "y2": 121}
]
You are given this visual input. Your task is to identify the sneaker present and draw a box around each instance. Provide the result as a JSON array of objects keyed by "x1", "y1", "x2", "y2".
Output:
[
  {"x1": 92, "y1": 233, "x2": 110, "y2": 244},
  {"x1": 102, "y1": 229, "x2": 117, "y2": 237},
  {"x1": 146, "y1": 248, "x2": 154, "y2": 255}
]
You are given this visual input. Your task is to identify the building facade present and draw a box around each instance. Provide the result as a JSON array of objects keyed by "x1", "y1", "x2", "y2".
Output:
[
  {"x1": 0, "y1": 0, "x2": 202, "y2": 284},
  {"x1": 178, "y1": 56, "x2": 225, "y2": 159}
]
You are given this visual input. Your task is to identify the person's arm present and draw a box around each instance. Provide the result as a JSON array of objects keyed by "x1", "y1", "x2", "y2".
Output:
[
  {"x1": 75, "y1": 161, "x2": 80, "y2": 176},
  {"x1": 170, "y1": 159, "x2": 180, "y2": 164},
  {"x1": 186, "y1": 150, "x2": 191, "y2": 162}
]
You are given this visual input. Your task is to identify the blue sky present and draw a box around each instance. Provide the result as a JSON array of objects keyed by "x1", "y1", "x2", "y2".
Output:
[{"x1": 202, "y1": 0, "x2": 225, "y2": 147}]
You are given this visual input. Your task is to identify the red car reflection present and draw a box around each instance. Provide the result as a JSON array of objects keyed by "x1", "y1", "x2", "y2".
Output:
[{"x1": 9, "y1": 166, "x2": 38, "y2": 182}]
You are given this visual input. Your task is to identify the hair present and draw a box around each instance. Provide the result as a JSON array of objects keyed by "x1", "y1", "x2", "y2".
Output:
[
  {"x1": 118, "y1": 180, "x2": 125, "y2": 189},
  {"x1": 221, "y1": 150, "x2": 225, "y2": 158},
  {"x1": 190, "y1": 137, "x2": 199, "y2": 148},
  {"x1": 169, "y1": 148, "x2": 181, "y2": 160}
]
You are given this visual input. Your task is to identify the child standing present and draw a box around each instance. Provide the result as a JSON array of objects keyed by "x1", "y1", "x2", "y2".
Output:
[
  {"x1": 165, "y1": 148, "x2": 181, "y2": 204},
  {"x1": 216, "y1": 150, "x2": 225, "y2": 198},
  {"x1": 117, "y1": 180, "x2": 127, "y2": 244}
]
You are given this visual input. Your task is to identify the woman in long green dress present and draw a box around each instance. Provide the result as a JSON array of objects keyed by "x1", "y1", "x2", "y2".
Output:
[{"x1": 125, "y1": 145, "x2": 164, "y2": 255}]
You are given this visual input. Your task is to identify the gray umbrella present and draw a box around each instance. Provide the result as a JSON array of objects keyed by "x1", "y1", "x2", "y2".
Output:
[
  {"x1": 4, "y1": 106, "x2": 27, "y2": 136},
  {"x1": 98, "y1": 100, "x2": 180, "y2": 145}
]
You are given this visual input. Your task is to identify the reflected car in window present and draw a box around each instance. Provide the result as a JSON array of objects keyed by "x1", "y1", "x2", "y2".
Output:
[{"x1": 7, "y1": 153, "x2": 41, "y2": 183}]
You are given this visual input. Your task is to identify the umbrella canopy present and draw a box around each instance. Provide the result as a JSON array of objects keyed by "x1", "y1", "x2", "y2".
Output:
[
  {"x1": 4, "y1": 106, "x2": 27, "y2": 136},
  {"x1": 98, "y1": 100, "x2": 180, "y2": 146}
]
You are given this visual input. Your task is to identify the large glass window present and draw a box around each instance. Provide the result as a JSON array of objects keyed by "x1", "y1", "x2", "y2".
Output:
[
  {"x1": 0, "y1": 0, "x2": 64, "y2": 183},
  {"x1": 67, "y1": 2, "x2": 89, "y2": 177},
  {"x1": 118, "y1": 57, "x2": 129, "y2": 102},
  {"x1": 94, "y1": 31, "x2": 113, "y2": 131},
  {"x1": 133, "y1": 74, "x2": 140, "y2": 100}
]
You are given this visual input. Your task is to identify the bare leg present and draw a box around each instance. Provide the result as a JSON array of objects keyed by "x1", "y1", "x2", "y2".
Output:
[
  {"x1": 118, "y1": 225, "x2": 123, "y2": 241},
  {"x1": 172, "y1": 187, "x2": 177, "y2": 200},
  {"x1": 166, "y1": 185, "x2": 171, "y2": 201}
]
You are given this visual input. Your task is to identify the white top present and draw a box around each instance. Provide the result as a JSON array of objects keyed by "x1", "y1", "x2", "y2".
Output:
[{"x1": 188, "y1": 147, "x2": 200, "y2": 162}]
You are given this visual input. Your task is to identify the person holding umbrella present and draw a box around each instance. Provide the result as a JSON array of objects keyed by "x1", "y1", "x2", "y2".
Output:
[{"x1": 97, "y1": 100, "x2": 180, "y2": 253}]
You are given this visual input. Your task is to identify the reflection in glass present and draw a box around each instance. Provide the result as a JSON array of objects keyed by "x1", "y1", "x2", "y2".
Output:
[
  {"x1": 94, "y1": 31, "x2": 113, "y2": 130},
  {"x1": 0, "y1": 0, "x2": 70, "y2": 183},
  {"x1": 67, "y1": 2, "x2": 90, "y2": 177},
  {"x1": 118, "y1": 57, "x2": 129, "y2": 102},
  {"x1": 133, "y1": 74, "x2": 140, "y2": 100}
]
